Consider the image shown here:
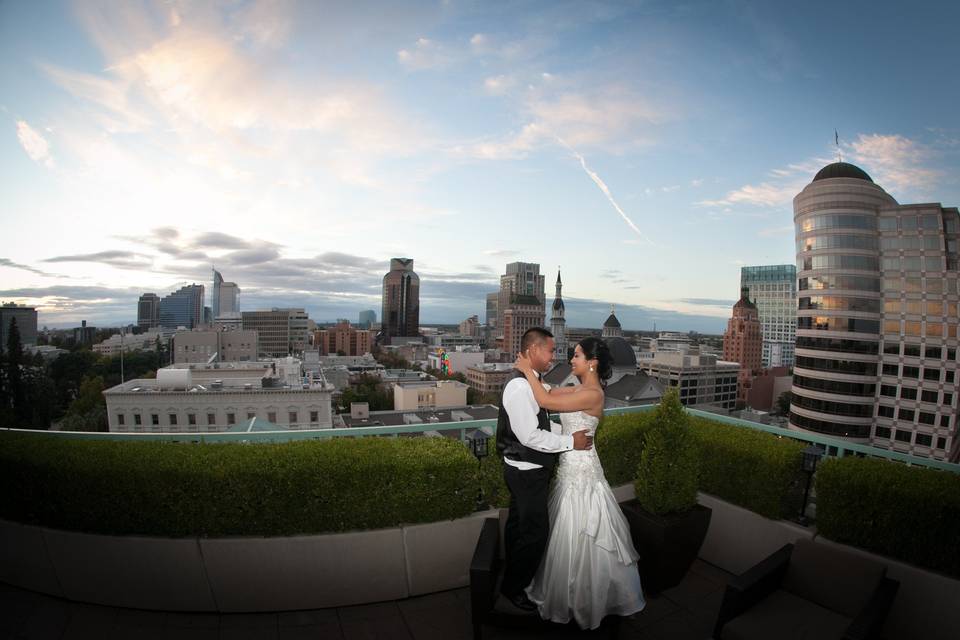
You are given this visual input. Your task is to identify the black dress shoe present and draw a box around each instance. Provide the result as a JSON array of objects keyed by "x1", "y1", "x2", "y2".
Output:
[{"x1": 505, "y1": 592, "x2": 537, "y2": 612}]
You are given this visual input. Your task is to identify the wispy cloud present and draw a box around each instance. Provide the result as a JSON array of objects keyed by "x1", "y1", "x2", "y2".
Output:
[
  {"x1": 0, "y1": 258, "x2": 59, "y2": 277},
  {"x1": 848, "y1": 133, "x2": 941, "y2": 195},
  {"x1": 15, "y1": 120, "x2": 54, "y2": 168},
  {"x1": 397, "y1": 37, "x2": 457, "y2": 70},
  {"x1": 42, "y1": 250, "x2": 153, "y2": 269}
]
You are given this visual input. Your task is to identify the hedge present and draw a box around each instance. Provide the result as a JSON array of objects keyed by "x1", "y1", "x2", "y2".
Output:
[
  {"x1": 0, "y1": 433, "x2": 476, "y2": 537},
  {"x1": 816, "y1": 457, "x2": 960, "y2": 577},
  {"x1": 689, "y1": 417, "x2": 805, "y2": 519}
]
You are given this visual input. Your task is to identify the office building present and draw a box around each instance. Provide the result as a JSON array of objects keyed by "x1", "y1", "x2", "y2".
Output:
[
  {"x1": 550, "y1": 270, "x2": 567, "y2": 363},
  {"x1": 313, "y1": 320, "x2": 375, "y2": 356},
  {"x1": 212, "y1": 268, "x2": 240, "y2": 319},
  {"x1": 740, "y1": 265, "x2": 797, "y2": 366},
  {"x1": 644, "y1": 353, "x2": 740, "y2": 409},
  {"x1": 485, "y1": 293, "x2": 499, "y2": 329},
  {"x1": 458, "y1": 315, "x2": 480, "y2": 338},
  {"x1": 497, "y1": 262, "x2": 545, "y2": 358},
  {"x1": 242, "y1": 308, "x2": 309, "y2": 358},
  {"x1": 465, "y1": 363, "x2": 515, "y2": 396},
  {"x1": 393, "y1": 380, "x2": 468, "y2": 411},
  {"x1": 93, "y1": 329, "x2": 166, "y2": 356},
  {"x1": 137, "y1": 293, "x2": 161, "y2": 331},
  {"x1": 172, "y1": 329, "x2": 259, "y2": 363},
  {"x1": 0, "y1": 303, "x2": 38, "y2": 353},
  {"x1": 381, "y1": 258, "x2": 420, "y2": 343},
  {"x1": 358, "y1": 310, "x2": 377, "y2": 329},
  {"x1": 73, "y1": 320, "x2": 96, "y2": 347},
  {"x1": 790, "y1": 161, "x2": 959, "y2": 461},
  {"x1": 723, "y1": 287, "x2": 763, "y2": 405},
  {"x1": 159, "y1": 284, "x2": 205, "y2": 329}
]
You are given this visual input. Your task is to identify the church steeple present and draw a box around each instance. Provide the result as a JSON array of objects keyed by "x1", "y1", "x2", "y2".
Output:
[{"x1": 551, "y1": 268, "x2": 567, "y2": 363}]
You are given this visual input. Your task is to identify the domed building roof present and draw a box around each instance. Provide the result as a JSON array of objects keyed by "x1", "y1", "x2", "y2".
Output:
[
  {"x1": 603, "y1": 336, "x2": 636, "y2": 369},
  {"x1": 812, "y1": 162, "x2": 873, "y2": 183},
  {"x1": 603, "y1": 309, "x2": 621, "y2": 328}
]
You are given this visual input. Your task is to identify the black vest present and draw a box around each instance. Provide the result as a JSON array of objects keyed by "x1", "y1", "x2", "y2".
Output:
[{"x1": 496, "y1": 371, "x2": 557, "y2": 470}]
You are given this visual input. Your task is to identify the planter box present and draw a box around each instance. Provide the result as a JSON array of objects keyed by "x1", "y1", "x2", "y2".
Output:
[
  {"x1": 201, "y1": 527, "x2": 408, "y2": 612},
  {"x1": 0, "y1": 518, "x2": 63, "y2": 597},
  {"x1": 403, "y1": 510, "x2": 497, "y2": 596},
  {"x1": 621, "y1": 500, "x2": 712, "y2": 595},
  {"x1": 42, "y1": 527, "x2": 214, "y2": 611}
]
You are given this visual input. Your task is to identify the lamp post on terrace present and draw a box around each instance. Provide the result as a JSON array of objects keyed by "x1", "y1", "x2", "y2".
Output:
[
  {"x1": 799, "y1": 444, "x2": 824, "y2": 525},
  {"x1": 467, "y1": 429, "x2": 490, "y2": 511}
]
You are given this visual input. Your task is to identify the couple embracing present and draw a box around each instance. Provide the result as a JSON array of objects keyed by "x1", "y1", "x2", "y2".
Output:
[{"x1": 496, "y1": 327, "x2": 646, "y2": 630}]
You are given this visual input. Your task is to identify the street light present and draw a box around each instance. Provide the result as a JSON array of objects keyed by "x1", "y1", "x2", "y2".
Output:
[
  {"x1": 799, "y1": 444, "x2": 824, "y2": 525},
  {"x1": 467, "y1": 429, "x2": 491, "y2": 511}
]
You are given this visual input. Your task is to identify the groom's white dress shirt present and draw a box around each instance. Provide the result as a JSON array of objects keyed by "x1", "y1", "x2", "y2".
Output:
[{"x1": 501, "y1": 375, "x2": 574, "y2": 471}]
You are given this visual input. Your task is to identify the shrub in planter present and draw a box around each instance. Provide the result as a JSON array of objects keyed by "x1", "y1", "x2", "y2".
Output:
[
  {"x1": 596, "y1": 410, "x2": 653, "y2": 486},
  {"x1": 624, "y1": 389, "x2": 711, "y2": 595}
]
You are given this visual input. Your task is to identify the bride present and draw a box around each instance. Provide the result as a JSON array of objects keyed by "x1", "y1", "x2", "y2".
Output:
[{"x1": 514, "y1": 336, "x2": 645, "y2": 629}]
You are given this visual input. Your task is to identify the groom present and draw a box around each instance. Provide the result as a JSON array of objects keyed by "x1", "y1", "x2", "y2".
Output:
[{"x1": 496, "y1": 327, "x2": 593, "y2": 611}]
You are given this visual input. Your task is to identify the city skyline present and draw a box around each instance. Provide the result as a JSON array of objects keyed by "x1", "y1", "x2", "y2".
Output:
[{"x1": 2, "y1": 1, "x2": 959, "y2": 331}]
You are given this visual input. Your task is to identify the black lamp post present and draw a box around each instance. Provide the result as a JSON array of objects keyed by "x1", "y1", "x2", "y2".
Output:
[
  {"x1": 467, "y1": 430, "x2": 490, "y2": 511},
  {"x1": 799, "y1": 444, "x2": 824, "y2": 525}
]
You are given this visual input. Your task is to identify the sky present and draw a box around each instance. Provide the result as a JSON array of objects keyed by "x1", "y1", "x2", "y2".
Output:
[{"x1": 1, "y1": 0, "x2": 959, "y2": 332}]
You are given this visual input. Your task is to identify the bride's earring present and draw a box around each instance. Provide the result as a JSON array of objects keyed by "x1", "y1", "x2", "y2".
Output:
[{"x1": 589, "y1": 366, "x2": 594, "y2": 372}]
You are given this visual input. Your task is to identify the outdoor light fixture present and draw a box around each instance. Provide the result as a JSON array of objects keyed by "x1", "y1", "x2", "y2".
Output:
[
  {"x1": 467, "y1": 430, "x2": 490, "y2": 510},
  {"x1": 799, "y1": 444, "x2": 824, "y2": 525}
]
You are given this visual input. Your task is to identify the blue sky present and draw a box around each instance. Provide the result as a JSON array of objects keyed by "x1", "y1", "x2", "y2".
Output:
[{"x1": 2, "y1": 0, "x2": 958, "y2": 332}]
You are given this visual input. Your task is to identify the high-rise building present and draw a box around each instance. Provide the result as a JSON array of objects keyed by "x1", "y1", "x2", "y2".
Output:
[
  {"x1": 314, "y1": 320, "x2": 375, "y2": 356},
  {"x1": 550, "y1": 270, "x2": 567, "y2": 362},
  {"x1": 212, "y1": 268, "x2": 240, "y2": 318},
  {"x1": 497, "y1": 262, "x2": 545, "y2": 358},
  {"x1": 485, "y1": 292, "x2": 499, "y2": 328},
  {"x1": 791, "y1": 161, "x2": 959, "y2": 461},
  {"x1": 159, "y1": 284, "x2": 205, "y2": 329},
  {"x1": 0, "y1": 303, "x2": 38, "y2": 353},
  {"x1": 137, "y1": 293, "x2": 161, "y2": 331},
  {"x1": 358, "y1": 310, "x2": 376, "y2": 329},
  {"x1": 723, "y1": 287, "x2": 763, "y2": 405},
  {"x1": 459, "y1": 315, "x2": 480, "y2": 337},
  {"x1": 740, "y1": 265, "x2": 797, "y2": 367},
  {"x1": 381, "y1": 258, "x2": 420, "y2": 343},
  {"x1": 242, "y1": 308, "x2": 309, "y2": 358}
]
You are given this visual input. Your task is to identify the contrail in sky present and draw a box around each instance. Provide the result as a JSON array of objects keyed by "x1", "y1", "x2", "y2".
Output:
[{"x1": 554, "y1": 135, "x2": 651, "y2": 244}]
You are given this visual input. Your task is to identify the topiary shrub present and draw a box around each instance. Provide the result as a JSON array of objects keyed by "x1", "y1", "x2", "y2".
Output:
[{"x1": 634, "y1": 389, "x2": 699, "y2": 515}]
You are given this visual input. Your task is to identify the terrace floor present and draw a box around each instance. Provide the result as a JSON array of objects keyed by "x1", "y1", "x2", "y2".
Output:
[{"x1": 0, "y1": 559, "x2": 732, "y2": 640}]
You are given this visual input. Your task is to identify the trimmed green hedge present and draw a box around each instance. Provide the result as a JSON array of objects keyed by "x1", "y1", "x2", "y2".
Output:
[
  {"x1": 689, "y1": 417, "x2": 805, "y2": 519},
  {"x1": 0, "y1": 433, "x2": 476, "y2": 537},
  {"x1": 816, "y1": 457, "x2": 960, "y2": 577},
  {"x1": 598, "y1": 411, "x2": 804, "y2": 519}
]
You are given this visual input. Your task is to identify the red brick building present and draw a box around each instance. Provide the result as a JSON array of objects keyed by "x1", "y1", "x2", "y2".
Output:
[
  {"x1": 314, "y1": 320, "x2": 375, "y2": 356},
  {"x1": 723, "y1": 287, "x2": 763, "y2": 405}
]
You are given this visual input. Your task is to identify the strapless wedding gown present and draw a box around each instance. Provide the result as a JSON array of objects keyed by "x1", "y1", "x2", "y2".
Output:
[{"x1": 525, "y1": 410, "x2": 645, "y2": 629}]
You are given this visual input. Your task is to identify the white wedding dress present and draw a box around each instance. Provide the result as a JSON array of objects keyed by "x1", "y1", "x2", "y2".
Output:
[{"x1": 525, "y1": 410, "x2": 646, "y2": 629}]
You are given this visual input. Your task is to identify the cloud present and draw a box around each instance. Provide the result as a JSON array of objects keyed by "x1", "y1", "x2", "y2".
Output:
[
  {"x1": 0, "y1": 258, "x2": 58, "y2": 277},
  {"x1": 15, "y1": 120, "x2": 54, "y2": 167},
  {"x1": 697, "y1": 182, "x2": 802, "y2": 208},
  {"x1": 848, "y1": 133, "x2": 941, "y2": 195},
  {"x1": 483, "y1": 74, "x2": 516, "y2": 96},
  {"x1": 397, "y1": 37, "x2": 456, "y2": 71},
  {"x1": 192, "y1": 231, "x2": 260, "y2": 250},
  {"x1": 676, "y1": 298, "x2": 736, "y2": 308},
  {"x1": 42, "y1": 250, "x2": 153, "y2": 269},
  {"x1": 483, "y1": 249, "x2": 519, "y2": 258}
]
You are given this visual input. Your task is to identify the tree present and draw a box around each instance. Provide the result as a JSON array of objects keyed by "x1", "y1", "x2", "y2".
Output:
[
  {"x1": 5, "y1": 317, "x2": 27, "y2": 425},
  {"x1": 775, "y1": 391, "x2": 792, "y2": 416}
]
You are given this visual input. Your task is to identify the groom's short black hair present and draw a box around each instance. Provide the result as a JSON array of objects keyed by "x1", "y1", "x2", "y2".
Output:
[{"x1": 521, "y1": 327, "x2": 554, "y2": 352}]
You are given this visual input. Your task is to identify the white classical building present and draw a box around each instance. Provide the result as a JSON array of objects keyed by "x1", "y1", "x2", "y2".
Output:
[
  {"x1": 92, "y1": 329, "x2": 167, "y2": 356},
  {"x1": 104, "y1": 359, "x2": 334, "y2": 432}
]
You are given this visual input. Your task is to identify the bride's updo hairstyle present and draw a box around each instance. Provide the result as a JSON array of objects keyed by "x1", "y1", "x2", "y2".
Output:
[{"x1": 578, "y1": 337, "x2": 613, "y2": 382}]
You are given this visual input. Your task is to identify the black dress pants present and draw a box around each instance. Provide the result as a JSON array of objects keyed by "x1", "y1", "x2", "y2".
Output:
[{"x1": 500, "y1": 462, "x2": 552, "y2": 598}]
